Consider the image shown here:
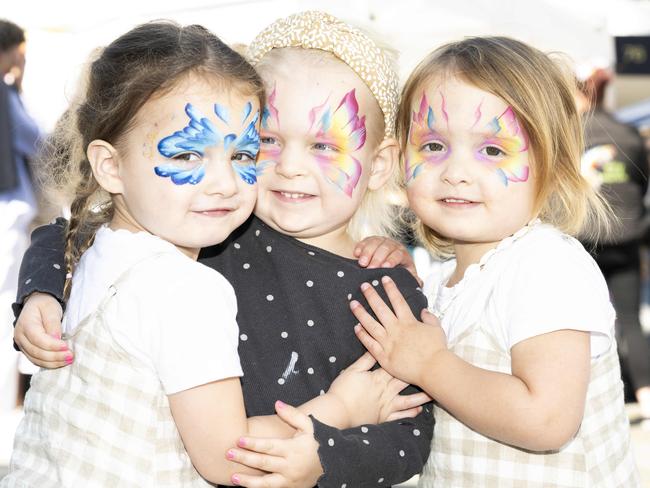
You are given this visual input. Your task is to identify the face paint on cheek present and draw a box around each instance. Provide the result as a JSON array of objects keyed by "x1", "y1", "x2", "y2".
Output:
[
  {"x1": 405, "y1": 93, "x2": 449, "y2": 182},
  {"x1": 481, "y1": 107, "x2": 530, "y2": 186},
  {"x1": 309, "y1": 89, "x2": 366, "y2": 197},
  {"x1": 154, "y1": 103, "x2": 223, "y2": 185}
]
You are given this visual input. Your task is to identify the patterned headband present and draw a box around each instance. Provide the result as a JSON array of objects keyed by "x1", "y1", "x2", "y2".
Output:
[{"x1": 247, "y1": 10, "x2": 399, "y2": 137}]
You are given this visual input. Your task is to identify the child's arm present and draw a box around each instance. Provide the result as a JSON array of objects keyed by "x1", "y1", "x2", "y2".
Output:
[
  {"x1": 13, "y1": 218, "x2": 70, "y2": 367},
  {"x1": 351, "y1": 276, "x2": 591, "y2": 452}
]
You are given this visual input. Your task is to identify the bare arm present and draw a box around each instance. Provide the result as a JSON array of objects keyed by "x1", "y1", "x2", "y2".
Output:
[{"x1": 352, "y1": 276, "x2": 591, "y2": 452}]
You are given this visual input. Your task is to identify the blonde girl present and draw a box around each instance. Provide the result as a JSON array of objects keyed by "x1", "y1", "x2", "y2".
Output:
[{"x1": 351, "y1": 37, "x2": 640, "y2": 486}]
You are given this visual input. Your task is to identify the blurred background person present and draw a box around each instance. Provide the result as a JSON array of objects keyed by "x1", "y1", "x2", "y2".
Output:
[
  {"x1": 576, "y1": 64, "x2": 650, "y2": 421},
  {"x1": 0, "y1": 19, "x2": 42, "y2": 415}
]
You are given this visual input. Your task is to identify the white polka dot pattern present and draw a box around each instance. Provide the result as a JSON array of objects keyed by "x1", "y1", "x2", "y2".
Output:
[{"x1": 247, "y1": 10, "x2": 398, "y2": 136}]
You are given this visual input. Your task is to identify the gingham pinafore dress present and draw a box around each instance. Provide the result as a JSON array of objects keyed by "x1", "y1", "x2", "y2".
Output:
[{"x1": 3, "y1": 258, "x2": 211, "y2": 487}]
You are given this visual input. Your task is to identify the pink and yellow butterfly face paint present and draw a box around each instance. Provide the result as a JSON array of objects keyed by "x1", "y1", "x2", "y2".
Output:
[
  {"x1": 308, "y1": 89, "x2": 366, "y2": 197},
  {"x1": 405, "y1": 92, "x2": 449, "y2": 182},
  {"x1": 480, "y1": 107, "x2": 529, "y2": 186},
  {"x1": 257, "y1": 86, "x2": 281, "y2": 176}
]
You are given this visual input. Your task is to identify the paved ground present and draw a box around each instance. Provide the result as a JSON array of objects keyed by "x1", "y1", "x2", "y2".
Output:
[{"x1": 1, "y1": 405, "x2": 649, "y2": 484}]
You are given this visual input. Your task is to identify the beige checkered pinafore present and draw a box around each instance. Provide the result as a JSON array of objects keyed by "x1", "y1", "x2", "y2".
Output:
[
  {"x1": 418, "y1": 321, "x2": 640, "y2": 488},
  {"x1": 3, "y1": 258, "x2": 211, "y2": 487}
]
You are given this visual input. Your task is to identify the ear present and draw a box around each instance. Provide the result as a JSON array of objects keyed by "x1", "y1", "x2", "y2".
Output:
[
  {"x1": 87, "y1": 140, "x2": 124, "y2": 194},
  {"x1": 367, "y1": 136, "x2": 399, "y2": 191}
]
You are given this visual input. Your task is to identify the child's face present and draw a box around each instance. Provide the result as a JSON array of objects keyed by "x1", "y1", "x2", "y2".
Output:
[
  {"x1": 254, "y1": 55, "x2": 379, "y2": 245},
  {"x1": 405, "y1": 77, "x2": 536, "y2": 247},
  {"x1": 115, "y1": 75, "x2": 259, "y2": 256}
]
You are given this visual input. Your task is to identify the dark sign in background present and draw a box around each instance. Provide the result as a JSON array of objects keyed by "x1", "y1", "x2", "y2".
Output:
[{"x1": 615, "y1": 36, "x2": 650, "y2": 75}]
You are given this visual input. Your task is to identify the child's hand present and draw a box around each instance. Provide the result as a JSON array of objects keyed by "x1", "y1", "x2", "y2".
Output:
[
  {"x1": 327, "y1": 352, "x2": 429, "y2": 426},
  {"x1": 354, "y1": 236, "x2": 422, "y2": 285},
  {"x1": 228, "y1": 401, "x2": 323, "y2": 488},
  {"x1": 350, "y1": 276, "x2": 446, "y2": 387},
  {"x1": 14, "y1": 292, "x2": 71, "y2": 368}
]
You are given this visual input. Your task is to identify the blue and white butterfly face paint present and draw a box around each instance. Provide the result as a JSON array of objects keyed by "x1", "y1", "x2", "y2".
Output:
[{"x1": 154, "y1": 102, "x2": 260, "y2": 186}]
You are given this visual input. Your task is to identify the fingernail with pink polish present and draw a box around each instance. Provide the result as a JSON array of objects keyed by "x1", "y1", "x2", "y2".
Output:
[
  {"x1": 237, "y1": 437, "x2": 247, "y2": 447},
  {"x1": 231, "y1": 474, "x2": 241, "y2": 485},
  {"x1": 276, "y1": 400, "x2": 286, "y2": 409},
  {"x1": 64, "y1": 354, "x2": 73, "y2": 365},
  {"x1": 226, "y1": 449, "x2": 235, "y2": 460}
]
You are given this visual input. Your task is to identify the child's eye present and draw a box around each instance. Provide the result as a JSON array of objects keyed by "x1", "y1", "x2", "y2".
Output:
[
  {"x1": 172, "y1": 152, "x2": 201, "y2": 161},
  {"x1": 480, "y1": 145, "x2": 506, "y2": 157},
  {"x1": 313, "y1": 142, "x2": 338, "y2": 152},
  {"x1": 261, "y1": 136, "x2": 277, "y2": 145},
  {"x1": 232, "y1": 152, "x2": 256, "y2": 163},
  {"x1": 421, "y1": 141, "x2": 446, "y2": 152}
]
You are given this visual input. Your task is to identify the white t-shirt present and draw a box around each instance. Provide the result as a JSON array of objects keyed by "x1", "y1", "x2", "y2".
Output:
[
  {"x1": 63, "y1": 226, "x2": 242, "y2": 394},
  {"x1": 423, "y1": 223, "x2": 615, "y2": 357}
]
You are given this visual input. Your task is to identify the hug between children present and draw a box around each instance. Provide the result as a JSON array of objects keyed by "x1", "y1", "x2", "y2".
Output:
[{"x1": 4, "y1": 10, "x2": 641, "y2": 488}]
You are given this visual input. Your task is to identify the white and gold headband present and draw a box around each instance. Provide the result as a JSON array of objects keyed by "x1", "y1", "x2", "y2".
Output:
[{"x1": 247, "y1": 10, "x2": 399, "y2": 136}]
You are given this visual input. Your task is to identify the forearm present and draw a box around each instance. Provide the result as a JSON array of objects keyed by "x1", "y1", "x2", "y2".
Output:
[
  {"x1": 420, "y1": 350, "x2": 580, "y2": 451},
  {"x1": 247, "y1": 393, "x2": 349, "y2": 438},
  {"x1": 312, "y1": 403, "x2": 433, "y2": 488}
]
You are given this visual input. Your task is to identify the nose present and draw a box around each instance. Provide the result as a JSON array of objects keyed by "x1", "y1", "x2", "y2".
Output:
[
  {"x1": 274, "y1": 145, "x2": 308, "y2": 179},
  {"x1": 440, "y1": 152, "x2": 473, "y2": 187},
  {"x1": 202, "y1": 156, "x2": 239, "y2": 198}
]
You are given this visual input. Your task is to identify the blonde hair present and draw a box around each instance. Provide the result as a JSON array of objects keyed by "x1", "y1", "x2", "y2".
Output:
[
  {"x1": 397, "y1": 37, "x2": 614, "y2": 257},
  {"x1": 254, "y1": 46, "x2": 403, "y2": 241}
]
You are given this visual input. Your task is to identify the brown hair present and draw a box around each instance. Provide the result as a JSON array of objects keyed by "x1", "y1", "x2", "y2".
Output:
[
  {"x1": 397, "y1": 37, "x2": 613, "y2": 257},
  {"x1": 48, "y1": 21, "x2": 265, "y2": 296}
]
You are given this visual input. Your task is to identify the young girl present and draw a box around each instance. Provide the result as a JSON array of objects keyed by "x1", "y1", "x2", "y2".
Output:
[
  {"x1": 350, "y1": 37, "x2": 641, "y2": 486},
  {"x1": 3, "y1": 21, "x2": 417, "y2": 487},
  {"x1": 11, "y1": 12, "x2": 432, "y2": 488}
]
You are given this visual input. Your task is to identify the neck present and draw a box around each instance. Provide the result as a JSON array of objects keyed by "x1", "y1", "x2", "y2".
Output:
[
  {"x1": 296, "y1": 223, "x2": 357, "y2": 258},
  {"x1": 448, "y1": 240, "x2": 499, "y2": 287},
  {"x1": 110, "y1": 203, "x2": 199, "y2": 261}
]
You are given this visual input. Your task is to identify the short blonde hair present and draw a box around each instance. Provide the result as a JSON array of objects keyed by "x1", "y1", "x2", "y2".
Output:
[
  {"x1": 254, "y1": 45, "x2": 403, "y2": 241},
  {"x1": 397, "y1": 37, "x2": 613, "y2": 257}
]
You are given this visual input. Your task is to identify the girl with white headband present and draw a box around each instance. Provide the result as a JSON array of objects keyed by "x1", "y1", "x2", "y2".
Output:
[{"x1": 12, "y1": 11, "x2": 433, "y2": 488}]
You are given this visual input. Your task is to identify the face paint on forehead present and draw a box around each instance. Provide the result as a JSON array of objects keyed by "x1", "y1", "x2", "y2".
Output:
[
  {"x1": 405, "y1": 92, "x2": 448, "y2": 182},
  {"x1": 261, "y1": 86, "x2": 280, "y2": 130},
  {"x1": 308, "y1": 89, "x2": 366, "y2": 197},
  {"x1": 154, "y1": 102, "x2": 260, "y2": 186},
  {"x1": 481, "y1": 106, "x2": 529, "y2": 186}
]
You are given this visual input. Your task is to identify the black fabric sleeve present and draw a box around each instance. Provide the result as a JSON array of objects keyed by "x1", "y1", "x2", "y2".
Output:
[
  {"x1": 311, "y1": 289, "x2": 434, "y2": 487},
  {"x1": 12, "y1": 218, "x2": 68, "y2": 320}
]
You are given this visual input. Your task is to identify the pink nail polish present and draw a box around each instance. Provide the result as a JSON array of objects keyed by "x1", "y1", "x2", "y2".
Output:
[
  {"x1": 382, "y1": 276, "x2": 391, "y2": 283},
  {"x1": 226, "y1": 449, "x2": 235, "y2": 460},
  {"x1": 360, "y1": 282, "x2": 370, "y2": 290},
  {"x1": 237, "y1": 437, "x2": 247, "y2": 447},
  {"x1": 276, "y1": 400, "x2": 286, "y2": 409},
  {"x1": 65, "y1": 354, "x2": 73, "y2": 365},
  {"x1": 231, "y1": 474, "x2": 240, "y2": 485}
]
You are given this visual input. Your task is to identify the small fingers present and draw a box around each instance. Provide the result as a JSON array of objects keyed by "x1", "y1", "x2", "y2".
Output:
[
  {"x1": 367, "y1": 241, "x2": 393, "y2": 269},
  {"x1": 385, "y1": 377, "x2": 409, "y2": 396},
  {"x1": 349, "y1": 300, "x2": 386, "y2": 341},
  {"x1": 391, "y1": 392, "x2": 432, "y2": 412},
  {"x1": 346, "y1": 351, "x2": 376, "y2": 372},
  {"x1": 15, "y1": 334, "x2": 71, "y2": 369},
  {"x1": 235, "y1": 436, "x2": 284, "y2": 456},
  {"x1": 24, "y1": 324, "x2": 68, "y2": 355},
  {"x1": 227, "y1": 448, "x2": 284, "y2": 473},
  {"x1": 385, "y1": 406, "x2": 423, "y2": 422},
  {"x1": 275, "y1": 401, "x2": 314, "y2": 433},
  {"x1": 359, "y1": 282, "x2": 396, "y2": 326},
  {"x1": 381, "y1": 276, "x2": 415, "y2": 318},
  {"x1": 380, "y1": 248, "x2": 407, "y2": 268},
  {"x1": 353, "y1": 324, "x2": 385, "y2": 361},
  {"x1": 355, "y1": 237, "x2": 382, "y2": 266},
  {"x1": 232, "y1": 471, "x2": 286, "y2": 487}
]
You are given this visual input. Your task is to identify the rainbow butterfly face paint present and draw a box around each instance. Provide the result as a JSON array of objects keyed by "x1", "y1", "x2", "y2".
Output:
[
  {"x1": 155, "y1": 102, "x2": 260, "y2": 185},
  {"x1": 405, "y1": 92, "x2": 449, "y2": 182},
  {"x1": 308, "y1": 89, "x2": 366, "y2": 197},
  {"x1": 480, "y1": 107, "x2": 529, "y2": 186}
]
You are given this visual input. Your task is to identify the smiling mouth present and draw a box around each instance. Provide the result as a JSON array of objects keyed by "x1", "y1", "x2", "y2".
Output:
[
  {"x1": 273, "y1": 190, "x2": 316, "y2": 202},
  {"x1": 439, "y1": 198, "x2": 480, "y2": 206},
  {"x1": 193, "y1": 208, "x2": 235, "y2": 217}
]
